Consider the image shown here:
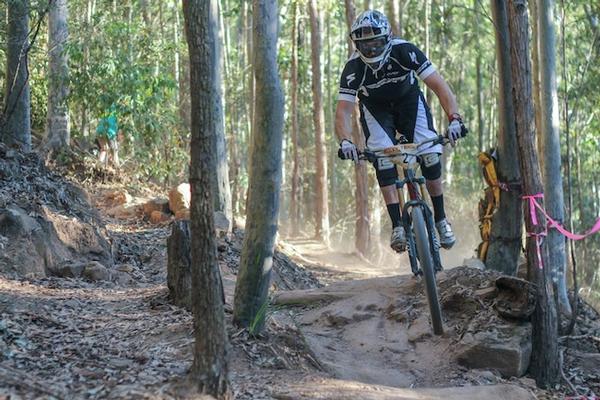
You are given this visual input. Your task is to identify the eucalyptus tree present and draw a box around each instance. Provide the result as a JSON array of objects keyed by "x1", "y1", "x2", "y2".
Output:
[
  {"x1": 289, "y1": 0, "x2": 301, "y2": 235},
  {"x1": 486, "y1": 0, "x2": 522, "y2": 275},
  {"x1": 507, "y1": 0, "x2": 558, "y2": 387},
  {"x1": 343, "y1": 0, "x2": 370, "y2": 256},
  {"x1": 308, "y1": 0, "x2": 331, "y2": 245},
  {"x1": 44, "y1": 0, "x2": 70, "y2": 156},
  {"x1": 2, "y1": 0, "x2": 31, "y2": 151},
  {"x1": 182, "y1": 0, "x2": 230, "y2": 397},
  {"x1": 536, "y1": 0, "x2": 571, "y2": 317},
  {"x1": 233, "y1": 0, "x2": 285, "y2": 332}
]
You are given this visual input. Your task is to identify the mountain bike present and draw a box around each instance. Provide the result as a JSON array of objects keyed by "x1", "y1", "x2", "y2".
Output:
[{"x1": 339, "y1": 135, "x2": 452, "y2": 335}]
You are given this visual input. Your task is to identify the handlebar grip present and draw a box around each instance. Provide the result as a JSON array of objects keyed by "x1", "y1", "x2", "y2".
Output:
[
  {"x1": 461, "y1": 126, "x2": 469, "y2": 138},
  {"x1": 338, "y1": 148, "x2": 347, "y2": 160}
]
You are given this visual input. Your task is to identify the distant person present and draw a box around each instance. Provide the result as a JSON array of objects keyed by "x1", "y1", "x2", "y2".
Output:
[
  {"x1": 96, "y1": 105, "x2": 120, "y2": 168},
  {"x1": 335, "y1": 10, "x2": 467, "y2": 252}
]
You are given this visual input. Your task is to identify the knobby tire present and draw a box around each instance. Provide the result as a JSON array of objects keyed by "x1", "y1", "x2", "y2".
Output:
[{"x1": 411, "y1": 207, "x2": 444, "y2": 335}]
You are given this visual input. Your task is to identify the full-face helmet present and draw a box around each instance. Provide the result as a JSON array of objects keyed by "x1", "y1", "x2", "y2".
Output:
[{"x1": 350, "y1": 10, "x2": 392, "y2": 72}]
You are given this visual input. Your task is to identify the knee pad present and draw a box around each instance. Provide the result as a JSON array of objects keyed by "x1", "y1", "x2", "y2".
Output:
[
  {"x1": 420, "y1": 153, "x2": 442, "y2": 180},
  {"x1": 373, "y1": 157, "x2": 399, "y2": 187}
]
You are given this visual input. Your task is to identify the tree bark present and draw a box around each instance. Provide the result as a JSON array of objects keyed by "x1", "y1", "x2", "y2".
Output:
[
  {"x1": 486, "y1": 0, "x2": 522, "y2": 275},
  {"x1": 308, "y1": 0, "x2": 330, "y2": 245},
  {"x1": 290, "y1": 1, "x2": 301, "y2": 236},
  {"x1": 45, "y1": 0, "x2": 70, "y2": 156},
  {"x1": 386, "y1": 0, "x2": 401, "y2": 36},
  {"x1": 2, "y1": 0, "x2": 31, "y2": 151},
  {"x1": 211, "y1": 0, "x2": 232, "y2": 230},
  {"x1": 233, "y1": 0, "x2": 284, "y2": 332},
  {"x1": 507, "y1": 0, "x2": 559, "y2": 388},
  {"x1": 529, "y1": 0, "x2": 544, "y2": 164},
  {"x1": 344, "y1": 0, "x2": 370, "y2": 256},
  {"x1": 182, "y1": 0, "x2": 231, "y2": 397},
  {"x1": 537, "y1": 0, "x2": 571, "y2": 317}
]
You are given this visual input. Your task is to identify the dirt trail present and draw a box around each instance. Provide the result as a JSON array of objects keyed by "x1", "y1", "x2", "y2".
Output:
[{"x1": 0, "y1": 188, "x2": 577, "y2": 400}]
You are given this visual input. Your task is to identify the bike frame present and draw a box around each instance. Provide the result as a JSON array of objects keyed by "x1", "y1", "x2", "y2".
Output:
[{"x1": 395, "y1": 162, "x2": 443, "y2": 276}]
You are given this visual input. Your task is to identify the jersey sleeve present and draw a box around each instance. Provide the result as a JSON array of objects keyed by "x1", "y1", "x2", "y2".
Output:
[
  {"x1": 394, "y1": 42, "x2": 436, "y2": 80},
  {"x1": 338, "y1": 59, "x2": 360, "y2": 103}
]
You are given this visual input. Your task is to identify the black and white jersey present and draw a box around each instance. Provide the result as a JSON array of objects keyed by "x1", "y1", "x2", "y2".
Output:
[
  {"x1": 338, "y1": 39, "x2": 441, "y2": 154},
  {"x1": 338, "y1": 38, "x2": 435, "y2": 106}
]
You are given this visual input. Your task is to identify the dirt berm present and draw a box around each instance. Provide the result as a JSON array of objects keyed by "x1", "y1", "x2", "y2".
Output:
[{"x1": 0, "y1": 144, "x2": 113, "y2": 278}]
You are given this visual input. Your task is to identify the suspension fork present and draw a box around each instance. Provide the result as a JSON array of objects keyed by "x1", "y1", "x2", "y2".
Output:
[{"x1": 395, "y1": 164, "x2": 406, "y2": 210}]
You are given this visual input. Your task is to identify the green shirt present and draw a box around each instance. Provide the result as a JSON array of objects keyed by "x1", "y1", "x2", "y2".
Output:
[{"x1": 96, "y1": 112, "x2": 118, "y2": 140}]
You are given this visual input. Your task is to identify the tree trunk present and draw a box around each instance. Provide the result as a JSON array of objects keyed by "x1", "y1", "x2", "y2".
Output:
[
  {"x1": 486, "y1": 0, "x2": 522, "y2": 275},
  {"x1": 537, "y1": 0, "x2": 571, "y2": 317},
  {"x1": 2, "y1": 0, "x2": 31, "y2": 151},
  {"x1": 45, "y1": 0, "x2": 70, "y2": 156},
  {"x1": 290, "y1": 1, "x2": 301, "y2": 236},
  {"x1": 386, "y1": 0, "x2": 401, "y2": 36},
  {"x1": 308, "y1": 0, "x2": 330, "y2": 246},
  {"x1": 182, "y1": 0, "x2": 230, "y2": 397},
  {"x1": 233, "y1": 0, "x2": 284, "y2": 332},
  {"x1": 529, "y1": 0, "x2": 544, "y2": 163},
  {"x1": 344, "y1": 0, "x2": 370, "y2": 256},
  {"x1": 475, "y1": 0, "x2": 484, "y2": 152},
  {"x1": 507, "y1": 0, "x2": 559, "y2": 388},
  {"x1": 211, "y1": 0, "x2": 232, "y2": 231}
]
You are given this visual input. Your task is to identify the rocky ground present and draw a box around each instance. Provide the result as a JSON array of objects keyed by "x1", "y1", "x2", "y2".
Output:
[{"x1": 0, "y1": 150, "x2": 598, "y2": 399}]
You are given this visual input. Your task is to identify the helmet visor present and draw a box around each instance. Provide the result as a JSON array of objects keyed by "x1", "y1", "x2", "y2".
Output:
[
  {"x1": 355, "y1": 37, "x2": 388, "y2": 59},
  {"x1": 351, "y1": 26, "x2": 385, "y2": 40}
]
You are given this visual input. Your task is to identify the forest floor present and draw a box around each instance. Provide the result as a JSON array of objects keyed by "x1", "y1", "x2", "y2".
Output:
[{"x1": 0, "y1": 169, "x2": 599, "y2": 399}]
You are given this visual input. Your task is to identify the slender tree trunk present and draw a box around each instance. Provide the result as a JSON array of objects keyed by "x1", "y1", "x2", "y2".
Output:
[
  {"x1": 475, "y1": 0, "x2": 484, "y2": 152},
  {"x1": 507, "y1": 0, "x2": 559, "y2": 388},
  {"x1": 233, "y1": 0, "x2": 284, "y2": 331},
  {"x1": 486, "y1": 0, "x2": 522, "y2": 274},
  {"x1": 386, "y1": 0, "x2": 400, "y2": 36},
  {"x1": 173, "y1": 0, "x2": 181, "y2": 106},
  {"x1": 537, "y1": 0, "x2": 571, "y2": 317},
  {"x1": 344, "y1": 0, "x2": 370, "y2": 256},
  {"x1": 290, "y1": 1, "x2": 301, "y2": 236},
  {"x1": 182, "y1": 0, "x2": 230, "y2": 397},
  {"x1": 398, "y1": 1, "x2": 404, "y2": 36},
  {"x1": 45, "y1": 0, "x2": 70, "y2": 155},
  {"x1": 211, "y1": 0, "x2": 232, "y2": 229},
  {"x1": 529, "y1": 0, "x2": 544, "y2": 162},
  {"x1": 308, "y1": 0, "x2": 330, "y2": 245},
  {"x1": 2, "y1": 0, "x2": 31, "y2": 151}
]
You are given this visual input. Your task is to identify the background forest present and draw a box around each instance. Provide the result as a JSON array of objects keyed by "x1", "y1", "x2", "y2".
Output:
[{"x1": 0, "y1": 0, "x2": 599, "y2": 309}]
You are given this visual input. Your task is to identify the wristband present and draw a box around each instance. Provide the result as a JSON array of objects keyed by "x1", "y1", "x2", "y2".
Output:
[{"x1": 448, "y1": 113, "x2": 462, "y2": 122}]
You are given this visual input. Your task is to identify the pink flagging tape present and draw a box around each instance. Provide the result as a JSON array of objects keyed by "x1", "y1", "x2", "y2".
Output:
[
  {"x1": 526, "y1": 194, "x2": 600, "y2": 240},
  {"x1": 522, "y1": 194, "x2": 548, "y2": 270},
  {"x1": 523, "y1": 193, "x2": 600, "y2": 269}
]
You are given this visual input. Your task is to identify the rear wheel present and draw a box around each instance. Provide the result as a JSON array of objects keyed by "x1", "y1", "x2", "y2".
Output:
[{"x1": 411, "y1": 207, "x2": 444, "y2": 335}]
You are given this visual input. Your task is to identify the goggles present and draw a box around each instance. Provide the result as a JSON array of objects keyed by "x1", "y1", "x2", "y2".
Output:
[{"x1": 355, "y1": 36, "x2": 388, "y2": 59}]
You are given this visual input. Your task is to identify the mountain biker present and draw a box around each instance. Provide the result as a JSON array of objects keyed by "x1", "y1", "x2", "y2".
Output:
[{"x1": 335, "y1": 10, "x2": 467, "y2": 253}]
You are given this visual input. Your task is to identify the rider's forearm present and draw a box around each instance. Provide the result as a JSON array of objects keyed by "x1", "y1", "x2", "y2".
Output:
[
  {"x1": 424, "y1": 72, "x2": 460, "y2": 120},
  {"x1": 335, "y1": 101, "x2": 355, "y2": 142}
]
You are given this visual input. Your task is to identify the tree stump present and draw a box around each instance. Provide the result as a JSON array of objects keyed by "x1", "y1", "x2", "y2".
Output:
[{"x1": 167, "y1": 220, "x2": 192, "y2": 310}]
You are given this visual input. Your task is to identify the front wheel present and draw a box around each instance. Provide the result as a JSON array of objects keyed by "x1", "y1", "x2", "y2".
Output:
[{"x1": 411, "y1": 207, "x2": 444, "y2": 335}]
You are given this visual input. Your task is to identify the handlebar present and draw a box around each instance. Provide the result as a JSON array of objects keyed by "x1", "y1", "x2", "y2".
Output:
[{"x1": 338, "y1": 128, "x2": 468, "y2": 162}]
